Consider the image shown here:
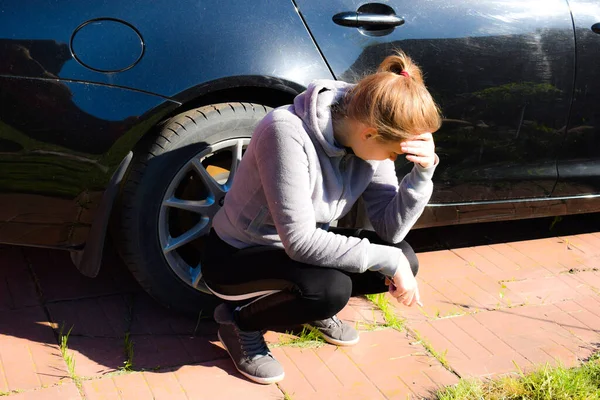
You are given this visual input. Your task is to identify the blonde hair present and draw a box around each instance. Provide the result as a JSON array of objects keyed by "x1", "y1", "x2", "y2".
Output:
[{"x1": 335, "y1": 51, "x2": 442, "y2": 142}]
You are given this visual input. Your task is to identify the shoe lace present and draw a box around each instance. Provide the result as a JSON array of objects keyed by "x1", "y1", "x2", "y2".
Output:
[
  {"x1": 238, "y1": 329, "x2": 270, "y2": 360},
  {"x1": 324, "y1": 315, "x2": 342, "y2": 329}
]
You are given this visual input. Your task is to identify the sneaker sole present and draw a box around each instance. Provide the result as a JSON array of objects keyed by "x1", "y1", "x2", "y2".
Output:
[
  {"x1": 304, "y1": 324, "x2": 360, "y2": 347},
  {"x1": 217, "y1": 331, "x2": 285, "y2": 385}
]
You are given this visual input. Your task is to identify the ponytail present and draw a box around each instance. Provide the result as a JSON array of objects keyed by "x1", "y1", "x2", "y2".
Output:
[
  {"x1": 378, "y1": 51, "x2": 424, "y2": 85},
  {"x1": 342, "y1": 51, "x2": 441, "y2": 142}
]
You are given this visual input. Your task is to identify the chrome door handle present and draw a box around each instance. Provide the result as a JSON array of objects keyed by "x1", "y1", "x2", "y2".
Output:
[{"x1": 333, "y1": 11, "x2": 405, "y2": 29}]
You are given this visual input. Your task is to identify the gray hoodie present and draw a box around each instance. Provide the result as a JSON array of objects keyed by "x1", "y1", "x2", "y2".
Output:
[{"x1": 212, "y1": 79, "x2": 436, "y2": 277}]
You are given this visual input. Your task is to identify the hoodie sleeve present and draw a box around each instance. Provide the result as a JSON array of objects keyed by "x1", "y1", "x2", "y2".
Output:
[
  {"x1": 253, "y1": 122, "x2": 404, "y2": 276},
  {"x1": 361, "y1": 158, "x2": 437, "y2": 244}
]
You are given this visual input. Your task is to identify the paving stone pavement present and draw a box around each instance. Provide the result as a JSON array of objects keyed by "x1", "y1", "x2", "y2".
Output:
[{"x1": 0, "y1": 216, "x2": 598, "y2": 399}]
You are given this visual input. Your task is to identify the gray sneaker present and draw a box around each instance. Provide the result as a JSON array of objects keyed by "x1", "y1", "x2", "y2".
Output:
[
  {"x1": 214, "y1": 304, "x2": 285, "y2": 384},
  {"x1": 306, "y1": 315, "x2": 359, "y2": 346}
]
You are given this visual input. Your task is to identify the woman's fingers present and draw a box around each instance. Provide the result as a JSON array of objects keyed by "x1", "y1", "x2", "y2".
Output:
[
  {"x1": 390, "y1": 264, "x2": 420, "y2": 307},
  {"x1": 391, "y1": 288, "x2": 417, "y2": 307},
  {"x1": 406, "y1": 287, "x2": 423, "y2": 307},
  {"x1": 403, "y1": 135, "x2": 436, "y2": 168},
  {"x1": 414, "y1": 286, "x2": 423, "y2": 307},
  {"x1": 413, "y1": 132, "x2": 433, "y2": 141},
  {"x1": 401, "y1": 140, "x2": 428, "y2": 148},
  {"x1": 389, "y1": 284, "x2": 402, "y2": 297},
  {"x1": 405, "y1": 155, "x2": 430, "y2": 164},
  {"x1": 402, "y1": 290, "x2": 415, "y2": 306},
  {"x1": 401, "y1": 140, "x2": 434, "y2": 158},
  {"x1": 389, "y1": 284, "x2": 404, "y2": 299},
  {"x1": 401, "y1": 146, "x2": 429, "y2": 156},
  {"x1": 390, "y1": 285, "x2": 422, "y2": 307}
]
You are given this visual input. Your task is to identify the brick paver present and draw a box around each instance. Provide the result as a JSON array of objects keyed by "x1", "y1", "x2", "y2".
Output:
[
  {"x1": 46, "y1": 295, "x2": 131, "y2": 337},
  {"x1": 0, "y1": 306, "x2": 68, "y2": 391},
  {"x1": 0, "y1": 247, "x2": 39, "y2": 311},
  {"x1": 25, "y1": 248, "x2": 139, "y2": 303},
  {"x1": 8, "y1": 383, "x2": 81, "y2": 400},
  {"x1": 175, "y1": 361, "x2": 283, "y2": 400},
  {"x1": 141, "y1": 371, "x2": 188, "y2": 400},
  {"x1": 0, "y1": 216, "x2": 599, "y2": 399},
  {"x1": 67, "y1": 336, "x2": 125, "y2": 378},
  {"x1": 341, "y1": 329, "x2": 458, "y2": 398}
]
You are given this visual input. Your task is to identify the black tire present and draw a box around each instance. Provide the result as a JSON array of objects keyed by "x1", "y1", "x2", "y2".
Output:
[{"x1": 115, "y1": 102, "x2": 271, "y2": 316}]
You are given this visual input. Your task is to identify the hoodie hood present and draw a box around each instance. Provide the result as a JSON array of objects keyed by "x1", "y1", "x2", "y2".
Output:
[{"x1": 293, "y1": 79, "x2": 354, "y2": 158}]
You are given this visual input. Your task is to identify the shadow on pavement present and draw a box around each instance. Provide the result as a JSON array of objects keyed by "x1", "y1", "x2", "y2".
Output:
[
  {"x1": 0, "y1": 212, "x2": 599, "y2": 384},
  {"x1": 0, "y1": 242, "x2": 232, "y2": 383}
]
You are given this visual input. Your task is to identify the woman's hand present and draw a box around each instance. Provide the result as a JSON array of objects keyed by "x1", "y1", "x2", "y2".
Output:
[
  {"x1": 386, "y1": 255, "x2": 422, "y2": 307},
  {"x1": 400, "y1": 132, "x2": 436, "y2": 169}
]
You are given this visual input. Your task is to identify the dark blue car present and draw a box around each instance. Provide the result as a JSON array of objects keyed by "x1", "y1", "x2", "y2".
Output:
[{"x1": 1, "y1": 0, "x2": 598, "y2": 314}]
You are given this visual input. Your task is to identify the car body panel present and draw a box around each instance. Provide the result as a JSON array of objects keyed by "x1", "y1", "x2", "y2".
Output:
[
  {"x1": 0, "y1": 0, "x2": 334, "y2": 249},
  {"x1": 295, "y1": 0, "x2": 576, "y2": 202},
  {"x1": 1, "y1": 1, "x2": 599, "y2": 251},
  {"x1": 0, "y1": 77, "x2": 179, "y2": 248},
  {"x1": 553, "y1": 0, "x2": 600, "y2": 197},
  {"x1": 416, "y1": 193, "x2": 600, "y2": 228},
  {"x1": 0, "y1": 1, "x2": 332, "y2": 98}
]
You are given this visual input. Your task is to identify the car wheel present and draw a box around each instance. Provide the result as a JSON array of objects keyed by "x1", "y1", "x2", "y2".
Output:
[{"x1": 116, "y1": 102, "x2": 271, "y2": 316}]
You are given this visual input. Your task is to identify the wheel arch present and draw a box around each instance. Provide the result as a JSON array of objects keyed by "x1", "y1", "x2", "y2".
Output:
[
  {"x1": 78, "y1": 76, "x2": 303, "y2": 278},
  {"x1": 166, "y1": 75, "x2": 304, "y2": 119}
]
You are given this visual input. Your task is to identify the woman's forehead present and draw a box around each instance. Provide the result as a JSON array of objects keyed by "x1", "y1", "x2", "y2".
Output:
[{"x1": 383, "y1": 140, "x2": 404, "y2": 152}]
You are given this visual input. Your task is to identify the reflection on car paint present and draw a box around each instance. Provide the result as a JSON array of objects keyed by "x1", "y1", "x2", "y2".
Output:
[{"x1": 0, "y1": 0, "x2": 599, "y2": 249}]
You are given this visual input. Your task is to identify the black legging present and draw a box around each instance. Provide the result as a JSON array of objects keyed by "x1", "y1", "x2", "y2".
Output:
[{"x1": 201, "y1": 228, "x2": 419, "y2": 332}]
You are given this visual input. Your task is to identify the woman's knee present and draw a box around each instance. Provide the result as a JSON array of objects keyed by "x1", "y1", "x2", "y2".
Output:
[
  {"x1": 396, "y1": 241, "x2": 419, "y2": 277},
  {"x1": 300, "y1": 269, "x2": 352, "y2": 317}
]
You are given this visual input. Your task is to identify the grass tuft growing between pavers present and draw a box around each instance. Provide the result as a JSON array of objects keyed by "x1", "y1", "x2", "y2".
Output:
[
  {"x1": 365, "y1": 293, "x2": 406, "y2": 331},
  {"x1": 121, "y1": 332, "x2": 134, "y2": 372},
  {"x1": 411, "y1": 329, "x2": 452, "y2": 372},
  {"x1": 58, "y1": 324, "x2": 76, "y2": 378},
  {"x1": 365, "y1": 293, "x2": 460, "y2": 377},
  {"x1": 272, "y1": 326, "x2": 326, "y2": 349},
  {"x1": 0, "y1": 389, "x2": 24, "y2": 397},
  {"x1": 58, "y1": 324, "x2": 85, "y2": 394},
  {"x1": 436, "y1": 353, "x2": 600, "y2": 400}
]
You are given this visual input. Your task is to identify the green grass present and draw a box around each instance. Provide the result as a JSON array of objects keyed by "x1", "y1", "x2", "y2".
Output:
[
  {"x1": 365, "y1": 293, "x2": 406, "y2": 331},
  {"x1": 355, "y1": 312, "x2": 384, "y2": 332},
  {"x1": 499, "y1": 283, "x2": 507, "y2": 299},
  {"x1": 411, "y1": 329, "x2": 452, "y2": 371},
  {"x1": 365, "y1": 294, "x2": 457, "y2": 376},
  {"x1": 192, "y1": 310, "x2": 204, "y2": 337},
  {"x1": 436, "y1": 354, "x2": 600, "y2": 400},
  {"x1": 121, "y1": 332, "x2": 135, "y2": 372},
  {"x1": 276, "y1": 383, "x2": 295, "y2": 400},
  {"x1": 58, "y1": 325, "x2": 76, "y2": 378},
  {"x1": 282, "y1": 391, "x2": 294, "y2": 400},
  {"x1": 431, "y1": 308, "x2": 469, "y2": 320},
  {"x1": 57, "y1": 324, "x2": 85, "y2": 394},
  {"x1": 273, "y1": 326, "x2": 326, "y2": 349},
  {"x1": 0, "y1": 389, "x2": 24, "y2": 396}
]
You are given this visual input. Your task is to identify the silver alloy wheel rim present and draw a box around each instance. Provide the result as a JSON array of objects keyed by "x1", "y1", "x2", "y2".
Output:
[{"x1": 158, "y1": 138, "x2": 250, "y2": 294}]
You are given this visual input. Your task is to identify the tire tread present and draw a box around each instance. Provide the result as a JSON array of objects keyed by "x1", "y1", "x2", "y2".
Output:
[{"x1": 114, "y1": 102, "x2": 271, "y2": 315}]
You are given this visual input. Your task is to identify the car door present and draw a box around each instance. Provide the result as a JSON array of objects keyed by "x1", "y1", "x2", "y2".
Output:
[
  {"x1": 552, "y1": 1, "x2": 600, "y2": 198},
  {"x1": 294, "y1": 0, "x2": 575, "y2": 203}
]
